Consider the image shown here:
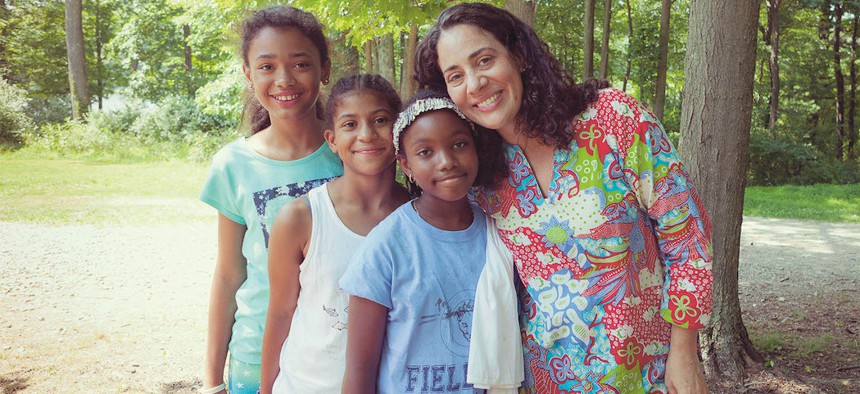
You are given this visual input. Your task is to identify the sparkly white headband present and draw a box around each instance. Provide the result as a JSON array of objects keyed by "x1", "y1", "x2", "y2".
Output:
[{"x1": 393, "y1": 97, "x2": 475, "y2": 154}]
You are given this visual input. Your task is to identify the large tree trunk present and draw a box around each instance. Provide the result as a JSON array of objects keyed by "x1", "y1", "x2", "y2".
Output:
[
  {"x1": 678, "y1": 0, "x2": 763, "y2": 386},
  {"x1": 377, "y1": 34, "x2": 395, "y2": 85},
  {"x1": 623, "y1": 0, "x2": 633, "y2": 91},
  {"x1": 849, "y1": 12, "x2": 858, "y2": 160},
  {"x1": 583, "y1": 0, "x2": 595, "y2": 79},
  {"x1": 654, "y1": 0, "x2": 672, "y2": 121},
  {"x1": 64, "y1": 0, "x2": 90, "y2": 119},
  {"x1": 599, "y1": 0, "x2": 611, "y2": 78},
  {"x1": 400, "y1": 24, "x2": 418, "y2": 99},
  {"x1": 504, "y1": 0, "x2": 536, "y2": 26},
  {"x1": 762, "y1": 0, "x2": 782, "y2": 133}
]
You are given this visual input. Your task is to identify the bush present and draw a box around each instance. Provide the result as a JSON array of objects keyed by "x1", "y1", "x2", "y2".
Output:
[
  {"x1": 130, "y1": 95, "x2": 236, "y2": 144},
  {"x1": 748, "y1": 132, "x2": 860, "y2": 185},
  {"x1": 0, "y1": 79, "x2": 35, "y2": 147}
]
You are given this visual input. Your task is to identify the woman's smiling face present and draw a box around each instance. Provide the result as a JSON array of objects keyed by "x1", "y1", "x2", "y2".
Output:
[{"x1": 436, "y1": 24, "x2": 523, "y2": 142}]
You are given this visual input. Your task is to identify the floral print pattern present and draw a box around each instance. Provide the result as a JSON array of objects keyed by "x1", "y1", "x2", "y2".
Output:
[{"x1": 475, "y1": 89, "x2": 713, "y2": 393}]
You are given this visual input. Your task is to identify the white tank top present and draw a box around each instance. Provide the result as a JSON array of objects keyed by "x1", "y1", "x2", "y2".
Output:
[{"x1": 272, "y1": 183, "x2": 365, "y2": 393}]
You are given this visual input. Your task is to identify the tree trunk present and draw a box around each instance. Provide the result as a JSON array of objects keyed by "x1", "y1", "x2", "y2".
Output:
[
  {"x1": 0, "y1": 0, "x2": 9, "y2": 81},
  {"x1": 599, "y1": 0, "x2": 611, "y2": 78},
  {"x1": 183, "y1": 24, "x2": 193, "y2": 97},
  {"x1": 400, "y1": 24, "x2": 418, "y2": 99},
  {"x1": 64, "y1": 0, "x2": 90, "y2": 119},
  {"x1": 583, "y1": 0, "x2": 595, "y2": 79},
  {"x1": 364, "y1": 39, "x2": 374, "y2": 74},
  {"x1": 94, "y1": 0, "x2": 103, "y2": 109},
  {"x1": 849, "y1": 12, "x2": 858, "y2": 160},
  {"x1": 763, "y1": 0, "x2": 781, "y2": 133},
  {"x1": 504, "y1": 0, "x2": 536, "y2": 26},
  {"x1": 654, "y1": 0, "x2": 672, "y2": 121},
  {"x1": 830, "y1": 4, "x2": 846, "y2": 160},
  {"x1": 623, "y1": 0, "x2": 633, "y2": 92},
  {"x1": 377, "y1": 34, "x2": 395, "y2": 86},
  {"x1": 678, "y1": 0, "x2": 763, "y2": 386}
]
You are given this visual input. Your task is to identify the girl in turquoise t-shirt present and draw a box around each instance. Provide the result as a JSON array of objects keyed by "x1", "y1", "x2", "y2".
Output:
[{"x1": 198, "y1": 6, "x2": 342, "y2": 394}]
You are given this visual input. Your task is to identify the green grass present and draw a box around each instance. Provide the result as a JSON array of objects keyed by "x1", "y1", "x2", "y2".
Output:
[
  {"x1": 0, "y1": 159, "x2": 211, "y2": 225},
  {"x1": 1, "y1": 158, "x2": 858, "y2": 225},
  {"x1": 744, "y1": 184, "x2": 860, "y2": 223}
]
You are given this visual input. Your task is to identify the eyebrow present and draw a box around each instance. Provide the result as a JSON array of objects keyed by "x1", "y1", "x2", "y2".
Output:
[
  {"x1": 254, "y1": 51, "x2": 313, "y2": 61},
  {"x1": 442, "y1": 47, "x2": 494, "y2": 74},
  {"x1": 335, "y1": 108, "x2": 392, "y2": 121}
]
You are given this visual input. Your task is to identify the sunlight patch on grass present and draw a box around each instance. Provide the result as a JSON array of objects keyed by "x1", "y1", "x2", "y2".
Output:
[{"x1": 744, "y1": 184, "x2": 860, "y2": 223}]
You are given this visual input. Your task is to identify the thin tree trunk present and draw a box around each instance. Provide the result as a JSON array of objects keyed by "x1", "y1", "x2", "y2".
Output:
[
  {"x1": 95, "y1": 0, "x2": 103, "y2": 109},
  {"x1": 504, "y1": 0, "x2": 536, "y2": 26},
  {"x1": 364, "y1": 39, "x2": 374, "y2": 74},
  {"x1": 654, "y1": 0, "x2": 672, "y2": 120},
  {"x1": 599, "y1": 0, "x2": 611, "y2": 78},
  {"x1": 377, "y1": 34, "x2": 395, "y2": 85},
  {"x1": 583, "y1": 0, "x2": 595, "y2": 79},
  {"x1": 764, "y1": 0, "x2": 781, "y2": 133},
  {"x1": 623, "y1": 0, "x2": 633, "y2": 92},
  {"x1": 400, "y1": 24, "x2": 418, "y2": 99},
  {"x1": 834, "y1": 4, "x2": 846, "y2": 160},
  {"x1": 64, "y1": 0, "x2": 90, "y2": 119},
  {"x1": 0, "y1": 0, "x2": 7, "y2": 80},
  {"x1": 849, "y1": 12, "x2": 858, "y2": 160},
  {"x1": 678, "y1": 0, "x2": 763, "y2": 386},
  {"x1": 183, "y1": 24, "x2": 193, "y2": 97}
]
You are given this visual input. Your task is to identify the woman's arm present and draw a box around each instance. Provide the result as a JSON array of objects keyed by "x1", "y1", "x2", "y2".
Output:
[
  {"x1": 342, "y1": 295, "x2": 388, "y2": 394},
  {"x1": 665, "y1": 326, "x2": 707, "y2": 394},
  {"x1": 203, "y1": 214, "x2": 248, "y2": 393},
  {"x1": 260, "y1": 200, "x2": 311, "y2": 394}
]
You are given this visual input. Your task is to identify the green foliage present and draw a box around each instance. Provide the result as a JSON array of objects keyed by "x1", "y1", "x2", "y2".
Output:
[
  {"x1": 749, "y1": 131, "x2": 860, "y2": 185},
  {"x1": 744, "y1": 183, "x2": 860, "y2": 223},
  {"x1": 2, "y1": 0, "x2": 68, "y2": 98},
  {"x1": 0, "y1": 79, "x2": 35, "y2": 147}
]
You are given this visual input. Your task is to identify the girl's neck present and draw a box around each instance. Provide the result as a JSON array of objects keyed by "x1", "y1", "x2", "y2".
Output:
[
  {"x1": 250, "y1": 114, "x2": 325, "y2": 161},
  {"x1": 412, "y1": 195, "x2": 473, "y2": 231},
  {"x1": 332, "y1": 165, "x2": 404, "y2": 209}
]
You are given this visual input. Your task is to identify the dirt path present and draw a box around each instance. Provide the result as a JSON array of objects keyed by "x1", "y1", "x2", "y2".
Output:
[{"x1": 0, "y1": 216, "x2": 858, "y2": 393}]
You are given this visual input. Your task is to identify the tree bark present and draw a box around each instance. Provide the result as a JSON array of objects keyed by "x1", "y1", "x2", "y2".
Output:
[
  {"x1": 623, "y1": 0, "x2": 633, "y2": 91},
  {"x1": 363, "y1": 39, "x2": 374, "y2": 74},
  {"x1": 0, "y1": 0, "x2": 9, "y2": 81},
  {"x1": 94, "y1": 0, "x2": 103, "y2": 109},
  {"x1": 504, "y1": 0, "x2": 536, "y2": 26},
  {"x1": 761, "y1": 0, "x2": 782, "y2": 133},
  {"x1": 849, "y1": 12, "x2": 858, "y2": 160},
  {"x1": 599, "y1": 0, "x2": 611, "y2": 78},
  {"x1": 64, "y1": 0, "x2": 90, "y2": 119},
  {"x1": 835, "y1": 5, "x2": 846, "y2": 160},
  {"x1": 678, "y1": 0, "x2": 763, "y2": 386},
  {"x1": 183, "y1": 24, "x2": 193, "y2": 97},
  {"x1": 654, "y1": 0, "x2": 672, "y2": 121},
  {"x1": 377, "y1": 34, "x2": 395, "y2": 86},
  {"x1": 583, "y1": 0, "x2": 595, "y2": 79},
  {"x1": 400, "y1": 24, "x2": 418, "y2": 99}
]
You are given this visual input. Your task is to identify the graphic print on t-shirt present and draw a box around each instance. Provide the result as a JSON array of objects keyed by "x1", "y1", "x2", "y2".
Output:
[
  {"x1": 436, "y1": 289, "x2": 475, "y2": 357},
  {"x1": 253, "y1": 177, "x2": 335, "y2": 248}
]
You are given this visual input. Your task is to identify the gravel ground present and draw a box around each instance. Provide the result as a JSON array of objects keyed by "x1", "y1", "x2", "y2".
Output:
[{"x1": 0, "y1": 216, "x2": 858, "y2": 393}]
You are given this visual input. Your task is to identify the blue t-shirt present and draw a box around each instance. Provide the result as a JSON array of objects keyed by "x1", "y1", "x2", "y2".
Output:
[
  {"x1": 340, "y1": 202, "x2": 487, "y2": 394},
  {"x1": 200, "y1": 137, "x2": 343, "y2": 364}
]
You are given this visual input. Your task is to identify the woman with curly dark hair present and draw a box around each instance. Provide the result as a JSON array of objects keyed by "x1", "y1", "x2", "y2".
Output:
[{"x1": 416, "y1": 3, "x2": 714, "y2": 393}]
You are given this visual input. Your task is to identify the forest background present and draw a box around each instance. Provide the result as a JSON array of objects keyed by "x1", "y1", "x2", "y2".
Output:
[{"x1": 1, "y1": 0, "x2": 859, "y2": 393}]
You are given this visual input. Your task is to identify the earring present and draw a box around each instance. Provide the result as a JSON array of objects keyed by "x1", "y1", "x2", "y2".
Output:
[
  {"x1": 408, "y1": 173, "x2": 414, "y2": 183},
  {"x1": 323, "y1": 78, "x2": 329, "y2": 84}
]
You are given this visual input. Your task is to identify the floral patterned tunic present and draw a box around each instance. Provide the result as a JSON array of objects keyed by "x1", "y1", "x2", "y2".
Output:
[{"x1": 474, "y1": 89, "x2": 713, "y2": 393}]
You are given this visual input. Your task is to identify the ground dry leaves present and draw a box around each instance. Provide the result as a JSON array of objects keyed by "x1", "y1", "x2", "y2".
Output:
[{"x1": 0, "y1": 216, "x2": 858, "y2": 393}]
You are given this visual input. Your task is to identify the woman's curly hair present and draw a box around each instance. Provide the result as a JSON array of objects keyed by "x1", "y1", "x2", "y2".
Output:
[{"x1": 415, "y1": 2, "x2": 606, "y2": 151}]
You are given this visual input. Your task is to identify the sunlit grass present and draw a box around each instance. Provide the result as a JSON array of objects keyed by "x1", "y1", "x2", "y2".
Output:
[
  {"x1": 0, "y1": 159, "x2": 212, "y2": 225},
  {"x1": 744, "y1": 184, "x2": 860, "y2": 223}
]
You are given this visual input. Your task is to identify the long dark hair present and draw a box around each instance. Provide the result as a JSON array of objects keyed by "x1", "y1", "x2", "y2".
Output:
[
  {"x1": 415, "y1": 2, "x2": 606, "y2": 149},
  {"x1": 324, "y1": 74, "x2": 402, "y2": 131},
  {"x1": 398, "y1": 89, "x2": 504, "y2": 197},
  {"x1": 239, "y1": 6, "x2": 330, "y2": 134}
]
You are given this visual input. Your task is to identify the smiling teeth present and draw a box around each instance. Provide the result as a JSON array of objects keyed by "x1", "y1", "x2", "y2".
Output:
[
  {"x1": 477, "y1": 92, "x2": 501, "y2": 108},
  {"x1": 274, "y1": 94, "x2": 299, "y2": 101}
]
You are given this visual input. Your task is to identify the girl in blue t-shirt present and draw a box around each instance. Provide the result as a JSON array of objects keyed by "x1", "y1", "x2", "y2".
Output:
[
  {"x1": 260, "y1": 74, "x2": 410, "y2": 394},
  {"x1": 198, "y1": 6, "x2": 342, "y2": 394},
  {"x1": 340, "y1": 90, "x2": 504, "y2": 393}
]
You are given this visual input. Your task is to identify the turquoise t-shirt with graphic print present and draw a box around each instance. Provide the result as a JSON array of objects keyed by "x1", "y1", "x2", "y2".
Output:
[{"x1": 200, "y1": 137, "x2": 342, "y2": 364}]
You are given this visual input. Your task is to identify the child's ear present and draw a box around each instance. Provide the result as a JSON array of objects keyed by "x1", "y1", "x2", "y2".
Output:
[
  {"x1": 397, "y1": 154, "x2": 412, "y2": 179},
  {"x1": 242, "y1": 64, "x2": 251, "y2": 86},
  {"x1": 324, "y1": 129, "x2": 337, "y2": 153}
]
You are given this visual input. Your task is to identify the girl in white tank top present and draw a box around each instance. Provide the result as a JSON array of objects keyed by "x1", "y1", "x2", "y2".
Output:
[{"x1": 260, "y1": 75, "x2": 410, "y2": 394}]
